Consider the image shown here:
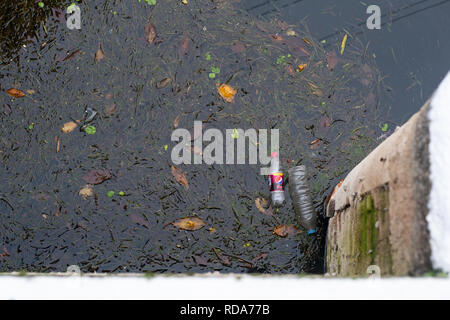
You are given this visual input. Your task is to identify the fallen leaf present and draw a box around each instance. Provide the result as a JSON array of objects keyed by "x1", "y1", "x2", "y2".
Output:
[
  {"x1": 255, "y1": 197, "x2": 270, "y2": 214},
  {"x1": 105, "y1": 103, "x2": 117, "y2": 115},
  {"x1": 297, "y1": 64, "x2": 307, "y2": 72},
  {"x1": 145, "y1": 18, "x2": 157, "y2": 44},
  {"x1": 193, "y1": 255, "x2": 208, "y2": 266},
  {"x1": 302, "y1": 37, "x2": 312, "y2": 45},
  {"x1": 78, "y1": 185, "x2": 94, "y2": 199},
  {"x1": 273, "y1": 225, "x2": 300, "y2": 237},
  {"x1": 326, "y1": 50, "x2": 338, "y2": 71},
  {"x1": 310, "y1": 138, "x2": 322, "y2": 149},
  {"x1": 82, "y1": 169, "x2": 112, "y2": 185},
  {"x1": 26, "y1": 89, "x2": 35, "y2": 95},
  {"x1": 173, "y1": 115, "x2": 180, "y2": 128},
  {"x1": 61, "y1": 121, "x2": 78, "y2": 133},
  {"x1": 156, "y1": 77, "x2": 171, "y2": 89},
  {"x1": 286, "y1": 29, "x2": 296, "y2": 36},
  {"x1": 251, "y1": 252, "x2": 268, "y2": 265},
  {"x1": 171, "y1": 217, "x2": 206, "y2": 231},
  {"x1": 94, "y1": 43, "x2": 105, "y2": 62},
  {"x1": 231, "y1": 42, "x2": 246, "y2": 53},
  {"x1": 7, "y1": 88, "x2": 25, "y2": 98},
  {"x1": 285, "y1": 64, "x2": 295, "y2": 76},
  {"x1": 340, "y1": 34, "x2": 348, "y2": 55},
  {"x1": 208, "y1": 226, "x2": 217, "y2": 234},
  {"x1": 61, "y1": 49, "x2": 81, "y2": 62},
  {"x1": 178, "y1": 36, "x2": 191, "y2": 58},
  {"x1": 55, "y1": 136, "x2": 60, "y2": 153},
  {"x1": 212, "y1": 248, "x2": 231, "y2": 266},
  {"x1": 3, "y1": 104, "x2": 12, "y2": 115},
  {"x1": 130, "y1": 213, "x2": 151, "y2": 229},
  {"x1": 217, "y1": 84, "x2": 237, "y2": 103},
  {"x1": 270, "y1": 34, "x2": 283, "y2": 41},
  {"x1": 307, "y1": 82, "x2": 323, "y2": 97},
  {"x1": 171, "y1": 165, "x2": 189, "y2": 190}
]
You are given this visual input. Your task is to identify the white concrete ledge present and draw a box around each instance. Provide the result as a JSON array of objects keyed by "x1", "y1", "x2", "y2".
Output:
[{"x1": 0, "y1": 274, "x2": 449, "y2": 300}]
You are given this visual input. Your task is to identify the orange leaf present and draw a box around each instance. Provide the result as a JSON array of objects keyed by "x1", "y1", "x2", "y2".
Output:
[
  {"x1": 273, "y1": 225, "x2": 300, "y2": 237},
  {"x1": 217, "y1": 84, "x2": 237, "y2": 103},
  {"x1": 297, "y1": 64, "x2": 307, "y2": 72},
  {"x1": 171, "y1": 165, "x2": 189, "y2": 190},
  {"x1": 172, "y1": 217, "x2": 206, "y2": 231},
  {"x1": 7, "y1": 88, "x2": 25, "y2": 98}
]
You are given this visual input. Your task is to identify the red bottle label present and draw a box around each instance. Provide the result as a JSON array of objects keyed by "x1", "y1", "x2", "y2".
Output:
[{"x1": 269, "y1": 173, "x2": 284, "y2": 192}]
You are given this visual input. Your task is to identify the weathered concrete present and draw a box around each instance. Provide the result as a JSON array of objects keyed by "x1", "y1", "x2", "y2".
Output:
[{"x1": 326, "y1": 101, "x2": 432, "y2": 276}]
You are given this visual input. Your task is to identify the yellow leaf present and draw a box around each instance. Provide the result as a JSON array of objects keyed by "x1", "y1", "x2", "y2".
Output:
[
  {"x1": 172, "y1": 217, "x2": 206, "y2": 231},
  {"x1": 217, "y1": 84, "x2": 237, "y2": 103},
  {"x1": 340, "y1": 34, "x2": 348, "y2": 55}
]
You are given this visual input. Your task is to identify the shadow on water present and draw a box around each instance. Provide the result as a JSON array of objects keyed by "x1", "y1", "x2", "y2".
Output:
[{"x1": 0, "y1": 0, "x2": 390, "y2": 273}]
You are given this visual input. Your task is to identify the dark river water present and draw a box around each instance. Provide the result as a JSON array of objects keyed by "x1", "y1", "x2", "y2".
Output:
[{"x1": 0, "y1": 0, "x2": 448, "y2": 274}]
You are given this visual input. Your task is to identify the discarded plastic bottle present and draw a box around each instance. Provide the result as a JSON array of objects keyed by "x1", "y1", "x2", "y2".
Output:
[
  {"x1": 288, "y1": 165, "x2": 317, "y2": 234},
  {"x1": 268, "y1": 152, "x2": 285, "y2": 207}
]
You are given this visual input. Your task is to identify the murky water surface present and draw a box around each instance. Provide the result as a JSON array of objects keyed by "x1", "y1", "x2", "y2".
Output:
[{"x1": 1, "y1": 0, "x2": 447, "y2": 273}]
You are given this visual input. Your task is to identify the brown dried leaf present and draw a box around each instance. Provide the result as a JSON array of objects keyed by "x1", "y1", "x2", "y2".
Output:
[
  {"x1": 178, "y1": 36, "x2": 191, "y2": 58},
  {"x1": 172, "y1": 217, "x2": 206, "y2": 231},
  {"x1": 156, "y1": 78, "x2": 171, "y2": 89},
  {"x1": 307, "y1": 82, "x2": 323, "y2": 97},
  {"x1": 130, "y1": 213, "x2": 151, "y2": 229},
  {"x1": 144, "y1": 18, "x2": 157, "y2": 44},
  {"x1": 213, "y1": 248, "x2": 231, "y2": 266},
  {"x1": 173, "y1": 115, "x2": 181, "y2": 128},
  {"x1": 82, "y1": 169, "x2": 112, "y2": 185},
  {"x1": 7, "y1": 88, "x2": 25, "y2": 98},
  {"x1": 273, "y1": 225, "x2": 300, "y2": 237},
  {"x1": 61, "y1": 121, "x2": 78, "y2": 133},
  {"x1": 327, "y1": 50, "x2": 338, "y2": 71},
  {"x1": 94, "y1": 43, "x2": 105, "y2": 63},
  {"x1": 171, "y1": 165, "x2": 189, "y2": 190},
  {"x1": 255, "y1": 197, "x2": 271, "y2": 215},
  {"x1": 193, "y1": 255, "x2": 209, "y2": 266},
  {"x1": 231, "y1": 42, "x2": 246, "y2": 53}
]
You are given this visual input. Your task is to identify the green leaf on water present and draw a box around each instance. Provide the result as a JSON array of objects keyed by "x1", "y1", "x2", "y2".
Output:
[
  {"x1": 381, "y1": 123, "x2": 389, "y2": 132},
  {"x1": 119, "y1": 191, "x2": 125, "y2": 196},
  {"x1": 85, "y1": 125, "x2": 96, "y2": 134},
  {"x1": 28, "y1": 123, "x2": 34, "y2": 130},
  {"x1": 107, "y1": 191, "x2": 115, "y2": 198},
  {"x1": 208, "y1": 73, "x2": 216, "y2": 79},
  {"x1": 205, "y1": 52, "x2": 212, "y2": 61},
  {"x1": 38, "y1": 2, "x2": 44, "y2": 8},
  {"x1": 211, "y1": 66, "x2": 220, "y2": 74}
]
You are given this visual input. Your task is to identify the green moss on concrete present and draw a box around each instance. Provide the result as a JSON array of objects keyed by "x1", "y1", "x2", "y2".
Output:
[{"x1": 327, "y1": 185, "x2": 393, "y2": 276}]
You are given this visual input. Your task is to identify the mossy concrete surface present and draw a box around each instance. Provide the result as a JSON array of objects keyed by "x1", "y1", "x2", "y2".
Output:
[
  {"x1": 326, "y1": 102, "x2": 432, "y2": 276},
  {"x1": 327, "y1": 185, "x2": 392, "y2": 276}
]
